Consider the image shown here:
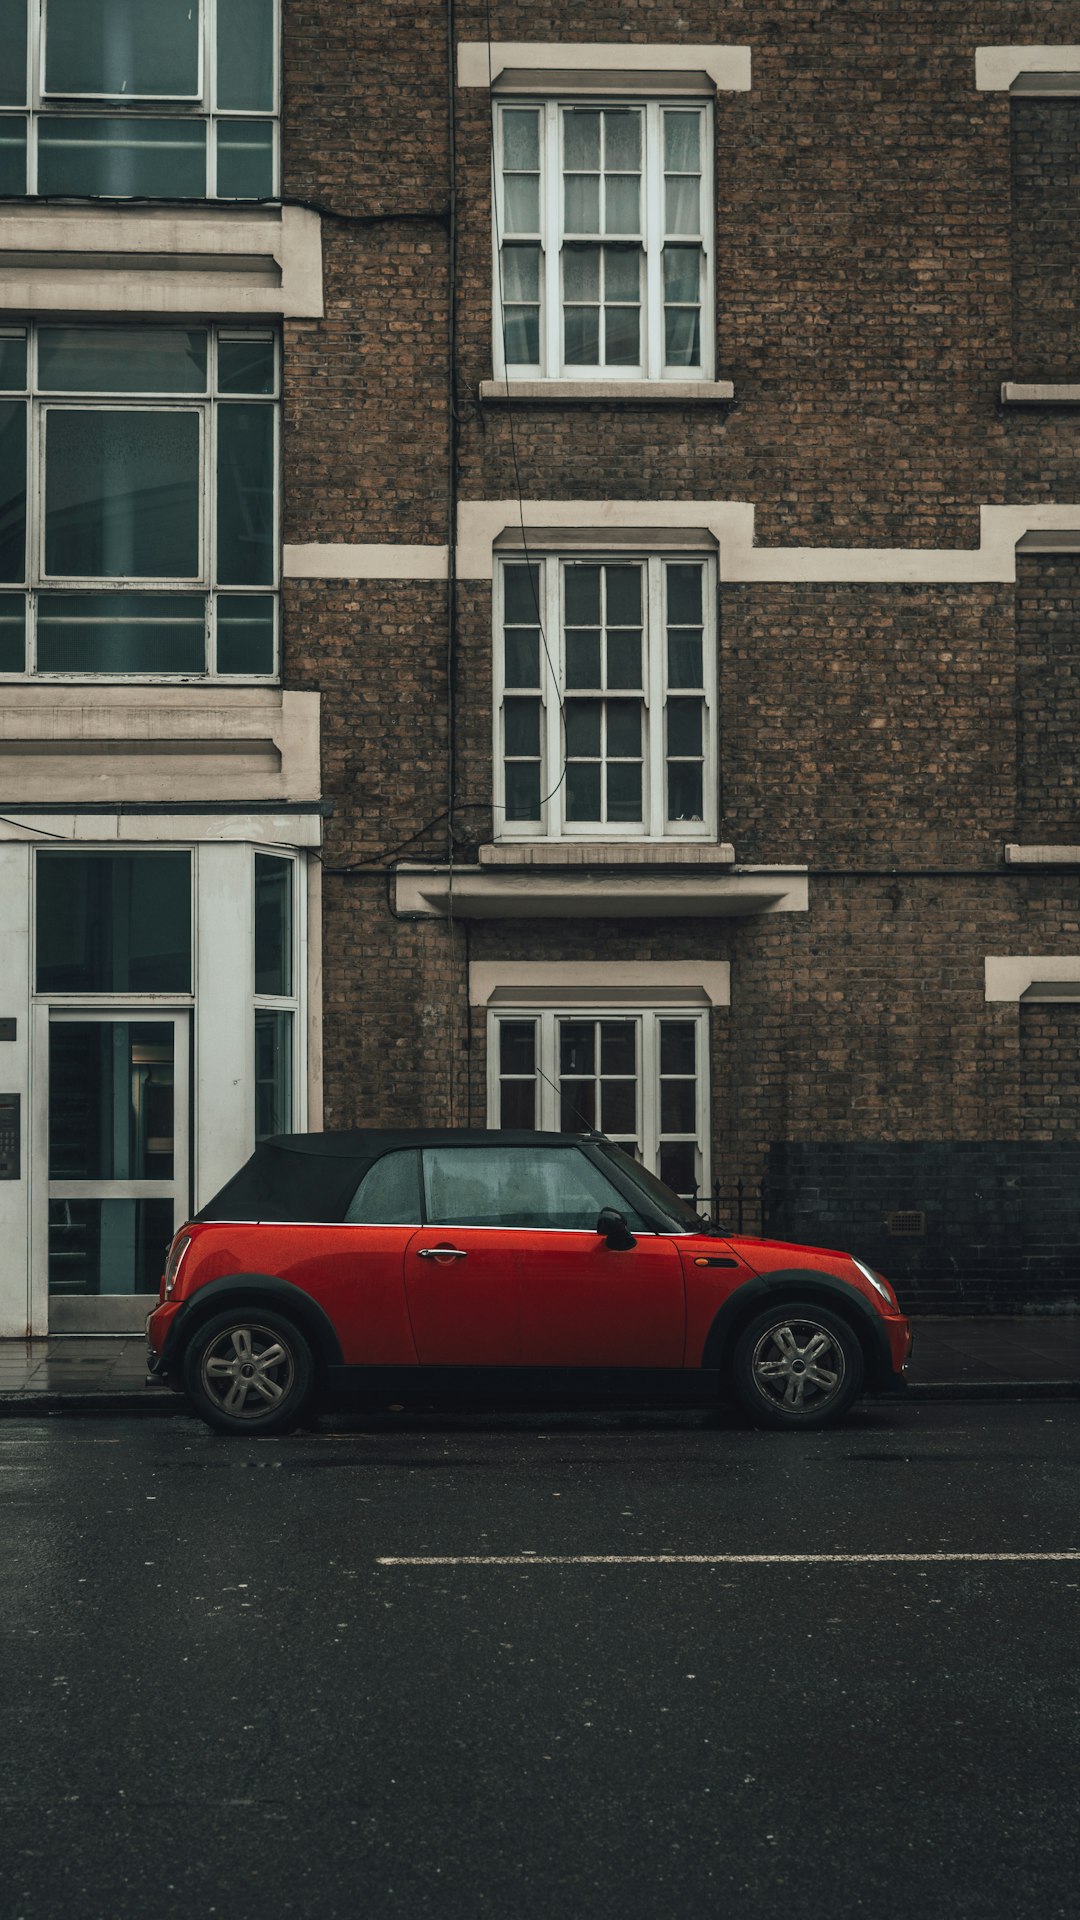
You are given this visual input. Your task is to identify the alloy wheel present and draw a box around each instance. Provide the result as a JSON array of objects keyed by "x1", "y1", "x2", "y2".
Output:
[
  {"x1": 750, "y1": 1317, "x2": 847, "y2": 1416},
  {"x1": 199, "y1": 1322, "x2": 296, "y2": 1420}
]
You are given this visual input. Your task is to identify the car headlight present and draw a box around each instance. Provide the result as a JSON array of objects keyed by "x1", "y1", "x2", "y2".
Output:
[{"x1": 850, "y1": 1256, "x2": 897, "y2": 1309}]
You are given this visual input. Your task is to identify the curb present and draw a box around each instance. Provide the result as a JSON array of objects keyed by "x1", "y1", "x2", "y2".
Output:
[{"x1": 1, "y1": 1381, "x2": 1079, "y2": 1416}]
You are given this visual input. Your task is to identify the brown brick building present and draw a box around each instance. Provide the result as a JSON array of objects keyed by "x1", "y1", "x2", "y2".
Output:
[{"x1": 1, "y1": 3, "x2": 1079, "y2": 1330}]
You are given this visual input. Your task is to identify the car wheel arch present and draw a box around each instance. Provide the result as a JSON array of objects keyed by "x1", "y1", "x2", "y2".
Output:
[
  {"x1": 701, "y1": 1269, "x2": 885, "y2": 1383},
  {"x1": 164, "y1": 1273, "x2": 345, "y2": 1375}
]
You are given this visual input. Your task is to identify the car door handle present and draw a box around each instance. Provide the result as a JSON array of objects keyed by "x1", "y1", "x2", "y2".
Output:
[{"x1": 416, "y1": 1245, "x2": 469, "y2": 1261}]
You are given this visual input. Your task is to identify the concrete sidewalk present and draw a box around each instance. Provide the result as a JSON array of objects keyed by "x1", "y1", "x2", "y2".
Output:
[{"x1": 0, "y1": 1317, "x2": 1079, "y2": 1414}]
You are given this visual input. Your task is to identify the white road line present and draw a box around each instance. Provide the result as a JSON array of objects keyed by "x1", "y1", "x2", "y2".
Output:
[{"x1": 376, "y1": 1551, "x2": 1080, "y2": 1567}]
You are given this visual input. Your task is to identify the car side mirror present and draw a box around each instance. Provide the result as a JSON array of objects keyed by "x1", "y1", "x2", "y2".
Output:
[{"x1": 596, "y1": 1207, "x2": 637, "y2": 1251}]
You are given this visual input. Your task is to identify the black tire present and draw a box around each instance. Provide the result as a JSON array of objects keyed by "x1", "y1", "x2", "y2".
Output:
[
  {"x1": 731, "y1": 1301, "x2": 864, "y2": 1430},
  {"x1": 182, "y1": 1308, "x2": 315, "y2": 1436}
]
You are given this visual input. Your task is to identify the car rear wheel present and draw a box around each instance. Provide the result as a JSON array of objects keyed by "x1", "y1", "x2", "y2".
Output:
[
  {"x1": 182, "y1": 1309, "x2": 315, "y2": 1436},
  {"x1": 731, "y1": 1303, "x2": 864, "y2": 1430}
]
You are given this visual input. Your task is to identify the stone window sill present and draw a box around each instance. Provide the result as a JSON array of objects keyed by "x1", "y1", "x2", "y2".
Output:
[
  {"x1": 479, "y1": 842, "x2": 736, "y2": 866},
  {"x1": 1001, "y1": 383, "x2": 1080, "y2": 406},
  {"x1": 479, "y1": 379, "x2": 734, "y2": 405}
]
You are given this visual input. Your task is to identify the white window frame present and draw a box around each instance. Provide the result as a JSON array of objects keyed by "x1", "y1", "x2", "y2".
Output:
[
  {"x1": 0, "y1": 320, "x2": 280, "y2": 683},
  {"x1": 1, "y1": 0, "x2": 281, "y2": 200},
  {"x1": 493, "y1": 550, "x2": 717, "y2": 842},
  {"x1": 486, "y1": 1005, "x2": 710, "y2": 1201},
  {"x1": 252, "y1": 847, "x2": 304, "y2": 1141},
  {"x1": 493, "y1": 96, "x2": 714, "y2": 382}
]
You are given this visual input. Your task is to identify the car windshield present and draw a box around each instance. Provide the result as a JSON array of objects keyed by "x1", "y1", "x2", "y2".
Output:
[{"x1": 597, "y1": 1144, "x2": 718, "y2": 1233}]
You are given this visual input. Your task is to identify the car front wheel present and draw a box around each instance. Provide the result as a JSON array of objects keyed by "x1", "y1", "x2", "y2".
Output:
[
  {"x1": 182, "y1": 1309, "x2": 315, "y2": 1435},
  {"x1": 731, "y1": 1303, "x2": 864, "y2": 1430}
]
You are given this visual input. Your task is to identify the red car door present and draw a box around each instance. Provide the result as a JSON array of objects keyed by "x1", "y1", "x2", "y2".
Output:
[
  {"x1": 403, "y1": 1226, "x2": 520, "y2": 1365},
  {"x1": 516, "y1": 1229, "x2": 685, "y2": 1368}
]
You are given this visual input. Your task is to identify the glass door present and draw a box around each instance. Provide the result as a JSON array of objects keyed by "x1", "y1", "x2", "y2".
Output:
[{"x1": 47, "y1": 1012, "x2": 190, "y2": 1328}]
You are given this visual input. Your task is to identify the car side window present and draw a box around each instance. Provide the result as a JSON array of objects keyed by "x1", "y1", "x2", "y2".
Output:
[
  {"x1": 344, "y1": 1150, "x2": 422, "y2": 1224},
  {"x1": 421, "y1": 1145, "x2": 648, "y2": 1231}
]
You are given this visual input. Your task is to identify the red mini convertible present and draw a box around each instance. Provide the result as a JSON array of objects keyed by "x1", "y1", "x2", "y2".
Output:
[{"x1": 147, "y1": 1129, "x2": 912, "y2": 1435}]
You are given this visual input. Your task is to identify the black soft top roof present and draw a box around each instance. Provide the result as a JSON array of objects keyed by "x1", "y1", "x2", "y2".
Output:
[{"x1": 194, "y1": 1128, "x2": 594, "y2": 1224}]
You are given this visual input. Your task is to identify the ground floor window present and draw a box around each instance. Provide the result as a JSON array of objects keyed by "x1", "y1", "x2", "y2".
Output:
[{"x1": 489, "y1": 1008, "x2": 707, "y2": 1201}]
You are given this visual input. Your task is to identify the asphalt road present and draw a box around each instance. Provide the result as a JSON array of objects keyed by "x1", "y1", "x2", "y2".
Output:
[{"x1": 1, "y1": 1401, "x2": 1078, "y2": 1920}]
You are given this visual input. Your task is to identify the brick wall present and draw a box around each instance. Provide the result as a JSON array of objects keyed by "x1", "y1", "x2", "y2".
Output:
[{"x1": 1016, "y1": 554, "x2": 1080, "y2": 842}]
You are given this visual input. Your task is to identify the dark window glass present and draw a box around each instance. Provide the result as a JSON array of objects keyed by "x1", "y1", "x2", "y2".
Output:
[
  {"x1": 217, "y1": 336, "x2": 275, "y2": 396},
  {"x1": 217, "y1": 120, "x2": 274, "y2": 199},
  {"x1": 254, "y1": 853, "x2": 292, "y2": 996},
  {"x1": 345, "y1": 1151, "x2": 421, "y2": 1224},
  {"x1": 38, "y1": 327, "x2": 206, "y2": 396},
  {"x1": 0, "y1": 0, "x2": 26, "y2": 105},
  {"x1": 48, "y1": 1197, "x2": 175, "y2": 1297},
  {"x1": 36, "y1": 851, "x2": 191, "y2": 992},
  {"x1": 216, "y1": 594, "x2": 275, "y2": 674},
  {"x1": 500, "y1": 1079, "x2": 536, "y2": 1128},
  {"x1": 505, "y1": 761, "x2": 541, "y2": 821},
  {"x1": 216, "y1": 404, "x2": 274, "y2": 585},
  {"x1": 0, "y1": 333, "x2": 27, "y2": 390},
  {"x1": 504, "y1": 627, "x2": 540, "y2": 686},
  {"x1": 0, "y1": 401, "x2": 26, "y2": 583},
  {"x1": 37, "y1": 118, "x2": 206, "y2": 198},
  {"x1": 659, "y1": 1140, "x2": 697, "y2": 1200},
  {"x1": 422, "y1": 1145, "x2": 643, "y2": 1231},
  {"x1": 45, "y1": 0, "x2": 200, "y2": 97},
  {"x1": 500, "y1": 1021, "x2": 536, "y2": 1075},
  {"x1": 504, "y1": 695, "x2": 540, "y2": 757},
  {"x1": 667, "y1": 564, "x2": 702, "y2": 624},
  {"x1": 660, "y1": 1021, "x2": 696, "y2": 1074},
  {"x1": 36, "y1": 591, "x2": 205, "y2": 673},
  {"x1": 48, "y1": 1021, "x2": 175, "y2": 1179},
  {"x1": 217, "y1": 0, "x2": 275, "y2": 111},
  {"x1": 503, "y1": 563, "x2": 540, "y2": 624},
  {"x1": 44, "y1": 409, "x2": 201, "y2": 579},
  {"x1": 0, "y1": 593, "x2": 25, "y2": 671},
  {"x1": 254, "y1": 1008, "x2": 292, "y2": 1141},
  {"x1": 668, "y1": 761, "x2": 703, "y2": 821}
]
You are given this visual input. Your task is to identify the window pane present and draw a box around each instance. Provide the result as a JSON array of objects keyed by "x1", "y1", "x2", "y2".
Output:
[
  {"x1": 563, "y1": 247, "x2": 600, "y2": 302},
  {"x1": 504, "y1": 627, "x2": 539, "y2": 686},
  {"x1": 565, "y1": 628, "x2": 600, "y2": 687},
  {"x1": 36, "y1": 591, "x2": 205, "y2": 673},
  {"x1": 216, "y1": 120, "x2": 274, "y2": 199},
  {"x1": 565, "y1": 698, "x2": 601, "y2": 757},
  {"x1": 0, "y1": 401, "x2": 26, "y2": 582},
  {"x1": 36, "y1": 851, "x2": 192, "y2": 992},
  {"x1": 500, "y1": 1079, "x2": 536, "y2": 1129},
  {"x1": 659, "y1": 1141, "x2": 697, "y2": 1199},
  {"x1": 502, "y1": 109, "x2": 539, "y2": 170},
  {"x1": 667, "y1": 629, "x2": 702, "y2": 687},
  {"x1": 49, "y1": 1021, "x2": 175, "y2": 1179},
  {"x1": 667, "y1": 563, "x2": 702, "y2": 624},
  {"x1": 665, "y1": 307, "x2": 701, "y2": 368},
  {"x1": 664, "y1": 112, "x2": 700, "y2": 173},
  {"x1": 504, "y1": 761, "x2": 541, "y2": 822},
  {"x1": 0, "y1": 118, "x2": 26, "y2": 193},
  {"x1": 665, "y1": 175, "x2": 700, "y2": 235},
  {"x1": 607, "y1": 699, "x2": 641, "y2": 757},
  {"x1": 48, "y1": 1198, "x2": 175, "y2": 1298},
  {"x1": 563, "y1": 112, "x2": 600, "y2": 171},
  {"x1": 500, "y1": 1020, "x2": 536, "y2": 1075},
  {"x1": 45, "y1": 0, "x2": 200, "y2": 97},
  {"x1": 606, "y1": 762, "x2": 642, "y2": 820},
  {"x1": 661, "y1": 1079, "x2": 696, "y2": 1133},
  {"x1": 560, "y1": 1022, "x2": 594, "y2": 1075},
  {"x1": 0, "y1": 0, "x2": 27, "y2": 104},
  {"x1": 44, "y1": 410, "x2": 201, "y2": 579},
  {"x1": 605, "y1": 565, "x2": 641, "y2": 625},
  {"x1": 564, "y1": 175, "x2": 599, "y2": 232},
  {"x1": 605, "y1": 630, "x2": 641, "y2": 689},
  {"x1": 423, "y1": 1144, "x2": 635, "y2": 1231},
  {"x1": 564, "y1": 566, "x2": 600, "y2": 625},
  {"x1": 38, "y1": 118, "x2": 206, "y2": 198},
  {"x1": 504, "y1": 695, "x2": 540, "y2": 757},
  {"x1": 502, "y1": 245, "x2": 541, "y2": 303},
  {"x1": 563, "y1": 305, "x2": 599, "y2": 365},
  {"x1": 217, "y1": 336, "x2": 275, "y2": 396},
  {"x1": 502, "y1": 307, "x2": 540, "y2": 364},
  {"x1": 38, "y1": 327, "x2": 207, "y2": 395},
  {"x1": 216, "y1": 594, "x2": 275, "y2": 673},
  {"x1": 254, "y1": 853, "x2": 292, "y2": 996},
  {"x1": 503, "y1": 174, "x2": 540, "y2": 232},
  {"x1": 0, "y1": 593, "x2": 25, "y2": 671},
  {"x1": 216, "y1": 404, "x2": 274, "y2": 585},
  {"x1": 604, "y1": 304, "x2": 640, "y2": 365},
  {"x1": 661, "y1": 1021, "x2": 696, "y2": 1074},
  {"x1": 255, "y1": 1008, "x2": 293, "y2": 1142},
  {"x1": 601, "y1": 1079, "x2": 636, "y2": 1134},
  {"x1": 345, "y1": 1150, "x2": 421, "y2": 1225},
  {"x1": 560, "y1": 1081, "x2": 594, "y2": 1131},
  {"x1": 604, "y1": 177, "x2": 639, "y2": 235},
  {"x1": 668, "y1": 761, "x2": 703, "y2": 821},
  {"x1": 217, "y1": 0, "x2": 275, "y2": 111},
  {"x1": 600, "y1": 1022, "x2": 636, "y2": 1073},
  {"x1": 604, "y1": 111, "x2": 640, "y2": 171},
  {"x1": 604, "y1": 247, "x2": 640, "y2": 302},
  {"x1": 566, "y1": 761, "x2": 601, "y2": 820},
  {"x1": 663, "y1": 246, "x2": 700, "y2": 305},
  {"x1": 504, "y1": 563, "x2": 540, "y2": 624},
  {"x1": 667, "y1": 696, "x2": 702, "y2": 755}
]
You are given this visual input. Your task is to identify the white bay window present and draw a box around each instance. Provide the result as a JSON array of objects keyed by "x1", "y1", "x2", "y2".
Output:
[
  {"x1": 495, "y1": 553, "x2": 716, "y2": 839},
  {"x1": 0, "y1": 321, "x2": 278, "y2": 679},
  {"x1": 494, "y1": 99, "x2": 713, "y2": 381},
  {"x1": 490, "y1": 1008, "x2": 708, "y2": 1201}
]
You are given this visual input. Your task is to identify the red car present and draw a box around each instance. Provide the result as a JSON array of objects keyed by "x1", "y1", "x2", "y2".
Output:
[{"x1": 147, "y1": 1129, "x2": 912, "y2": 1435}]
